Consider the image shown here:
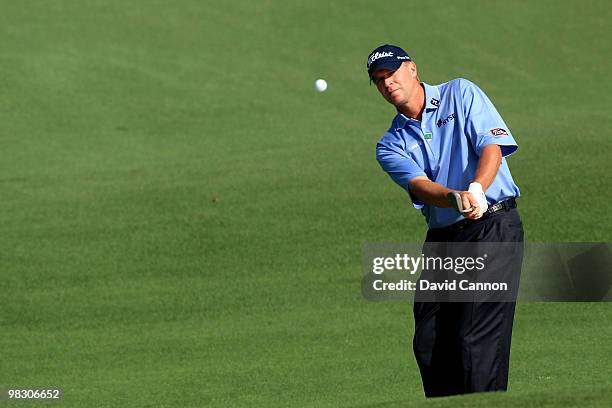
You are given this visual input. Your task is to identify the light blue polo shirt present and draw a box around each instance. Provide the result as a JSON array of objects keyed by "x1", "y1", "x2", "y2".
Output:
[{"x1": 376, "y1": 78, "x2": 520, "y2": 229}]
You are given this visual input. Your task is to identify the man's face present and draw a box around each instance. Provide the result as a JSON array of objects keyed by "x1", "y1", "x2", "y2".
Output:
[{"x1": 371, "y1": 61, "x2": 419, "y2": 107}]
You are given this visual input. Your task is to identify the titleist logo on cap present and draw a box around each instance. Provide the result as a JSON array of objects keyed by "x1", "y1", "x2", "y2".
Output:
[{"x1": 368, "y1": 51, "x2": 393, "y2": 66}]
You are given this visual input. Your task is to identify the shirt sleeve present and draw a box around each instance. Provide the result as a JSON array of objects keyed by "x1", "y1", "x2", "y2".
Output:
[
  {"x1": 376, "y1": 139, "x2": 427, "y2": 208},
  {"x1": 460, "y1": 79, "x2": 518, "y2": 157}
]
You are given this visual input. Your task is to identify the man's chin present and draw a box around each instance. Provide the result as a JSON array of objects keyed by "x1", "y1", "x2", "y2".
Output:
[
  {"x1": 390, "y1": 97, "x2": 405, "y2": 107},
  {"x1": 390, "y1": 93, "x2": 404, "y2": 104}
]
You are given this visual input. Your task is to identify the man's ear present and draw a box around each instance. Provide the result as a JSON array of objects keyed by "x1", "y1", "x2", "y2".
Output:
[{"x1": 408, "y1": 62, "x2": 418, "y2": 79}]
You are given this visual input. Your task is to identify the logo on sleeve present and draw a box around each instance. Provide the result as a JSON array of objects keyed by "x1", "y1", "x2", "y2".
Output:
[
  {"x1": 490, "y1": 128, "x2": 509, "y2": 137},
  {"x1": 407, "y1": 141, "x2": 422, "y2": 151},
  {"x1": 430, "y1": 98, "x2": 440, "y2": 107}
]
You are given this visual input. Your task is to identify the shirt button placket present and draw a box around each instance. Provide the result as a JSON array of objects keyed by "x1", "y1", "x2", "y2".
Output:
[{"x1": 420, "y1": 117, "x2": 439, "y2": 179}]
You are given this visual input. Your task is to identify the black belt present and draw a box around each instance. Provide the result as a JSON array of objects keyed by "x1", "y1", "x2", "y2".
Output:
[
  {"x1": 483, "y1": 197, "x2": 517, "y2": 217},
  {"x1": 431, "y1": 197, "x2": 518, "y2": 233}
]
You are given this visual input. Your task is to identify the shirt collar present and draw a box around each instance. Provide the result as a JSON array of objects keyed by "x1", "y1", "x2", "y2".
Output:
[
  {"x1": 393, "y1": 82, "x2": 441, "y2": 130},
  {"x1": 423, "y1": 82, "x2": 441, "y2": 111},
  {"x1": 394, "y1": 112, "x2": 411, "y2": 130}
]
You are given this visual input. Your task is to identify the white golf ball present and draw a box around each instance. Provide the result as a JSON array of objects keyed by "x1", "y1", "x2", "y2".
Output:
[{"x1": 314, "y1": 79, "x2": 327, "y2": 92}]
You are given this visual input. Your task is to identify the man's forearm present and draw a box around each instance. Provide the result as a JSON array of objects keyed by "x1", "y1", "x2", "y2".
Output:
[
  {"x1": 473, "y1": 144, "x2": 502, "y2": 190},
  {"x1": 408, "y1": 177, "x2": 455, "y2": 208}
]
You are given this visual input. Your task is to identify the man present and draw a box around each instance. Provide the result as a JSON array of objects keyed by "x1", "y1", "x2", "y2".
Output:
[{"x1": 368, "y1": 44, "x2": 524, "y2": 397}]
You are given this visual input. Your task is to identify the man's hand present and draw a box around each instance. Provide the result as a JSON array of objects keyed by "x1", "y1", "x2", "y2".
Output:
[
  {"x1": 468, "y1": 182, "x2": 488, "y2": 218},
  {"x1": 447, "y1": 191, "x2": 480, "y2": 219},
  {"x1": 447, "y1": 182, "x2": 489, "y2": 219}
]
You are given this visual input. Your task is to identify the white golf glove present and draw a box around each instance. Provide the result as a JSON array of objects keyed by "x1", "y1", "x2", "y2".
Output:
[{"x1": 468, "y1": 182, "x2": 488, "y2": 218}]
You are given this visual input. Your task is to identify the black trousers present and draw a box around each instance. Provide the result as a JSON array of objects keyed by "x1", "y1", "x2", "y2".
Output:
[{"x1": 413, "y1": 208, "x2": 524, "y2": 398}]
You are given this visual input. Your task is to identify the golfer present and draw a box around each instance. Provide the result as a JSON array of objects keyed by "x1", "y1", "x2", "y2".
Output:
[{"x1": 368, "y1": 44, "x2": 524, "y2": 397}]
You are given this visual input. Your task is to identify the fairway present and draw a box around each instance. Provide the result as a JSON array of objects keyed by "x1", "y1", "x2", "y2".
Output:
[{"x1": 1, "y1": 1, "x2": 611, "y2": 407}]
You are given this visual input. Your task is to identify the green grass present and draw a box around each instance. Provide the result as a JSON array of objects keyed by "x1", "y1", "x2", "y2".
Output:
[{"x1": 1, "y1": 0, "x2": 611, "y2": 406}]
